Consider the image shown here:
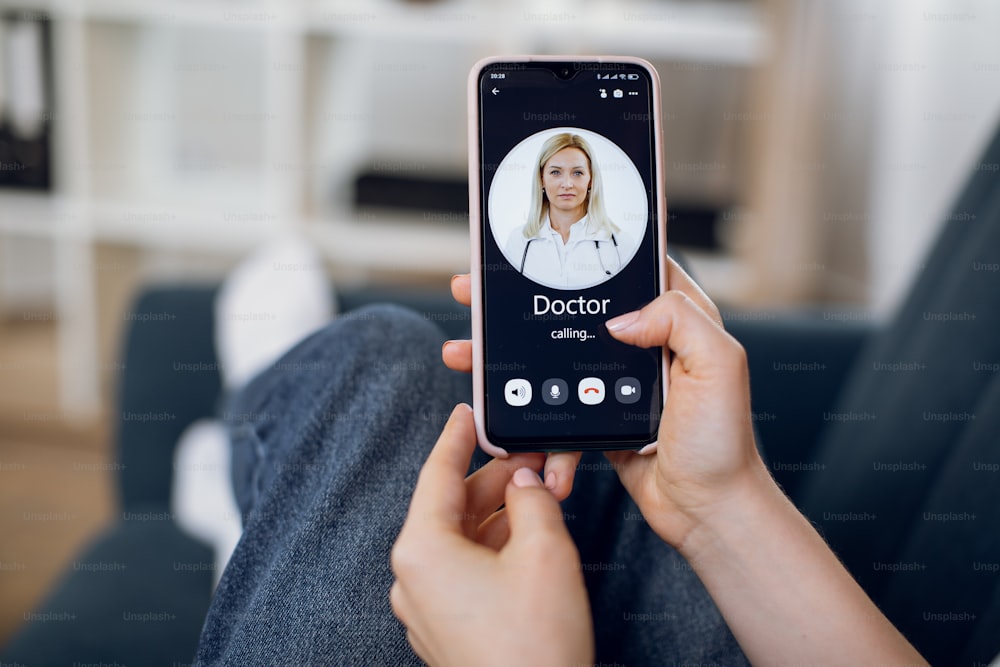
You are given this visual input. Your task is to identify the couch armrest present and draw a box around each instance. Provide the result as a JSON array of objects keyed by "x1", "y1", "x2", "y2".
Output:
[
  {"x1": 724, "y1": 310, "x2": 875, "y2": 502},
  {"x1": 1, "y1": 517, "x2": 213, "y2": 665},
  {"x1": 117, "y1": 287, "x2": 222, "y2": 511}
]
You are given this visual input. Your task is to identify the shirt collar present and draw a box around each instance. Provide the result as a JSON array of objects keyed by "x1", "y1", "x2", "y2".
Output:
[{"x1": 534, "y1": 214, "x2": 612, "y2": 242}]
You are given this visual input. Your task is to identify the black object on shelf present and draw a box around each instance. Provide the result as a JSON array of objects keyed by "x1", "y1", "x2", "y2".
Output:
[
  {"x1": 665, "y1": 204, "x2": 722, "y2": 250},
  {"x1": 354, "y1": 172, "x2": 468, "y2": 217},
  {"x1": 352, "y1": 170, "x2": 724, "y2": 251},
  {"x1": 0, "y1": 10, "x2": 53, "y2": 191}
]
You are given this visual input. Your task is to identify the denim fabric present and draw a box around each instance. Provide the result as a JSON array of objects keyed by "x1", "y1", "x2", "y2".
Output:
[{"x1": 195, "y1": 304, "x2": 746, "y2": 665}]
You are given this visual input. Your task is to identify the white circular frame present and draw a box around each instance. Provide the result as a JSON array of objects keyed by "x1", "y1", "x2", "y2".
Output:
[{"x1": 487, "y1": 126, "x2": 649, "y2": 290}]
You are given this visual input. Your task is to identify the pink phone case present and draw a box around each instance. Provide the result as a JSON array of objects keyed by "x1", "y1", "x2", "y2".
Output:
[{"x1": 467, "y1": 55, "x2": 669, "y2": 458}]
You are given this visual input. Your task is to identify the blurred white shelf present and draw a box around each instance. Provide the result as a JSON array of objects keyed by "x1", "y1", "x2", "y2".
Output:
[
  {"x1": 0, "y1": 0, "x2": 763, "y2": 419},
  {"x1": 21, "y1": 0, "x2": 764, "y2": 64},
  {"x1": 0, "y1": 192, "x2": 75, "y2": 238},
  {"x1": 308, "y1": 213, "x2": 469, "y2": 275},
  {"x1": 684, "y1": 249, "x2": 756, "y2": 305},
  {"x1": 0, "y1": 193, "x2": 469, "y2": 272},
  {"x1": 580, "y1": 2, "x2": 763, "y2": 65}
]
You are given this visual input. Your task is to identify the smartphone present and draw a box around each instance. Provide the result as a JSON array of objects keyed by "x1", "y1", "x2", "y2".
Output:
[{"x1": 468, "y1": 56, "x2": 668, "y2": 455}]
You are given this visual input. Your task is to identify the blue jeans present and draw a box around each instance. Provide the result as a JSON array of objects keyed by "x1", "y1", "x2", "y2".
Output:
[{"x1": 195, "y1": 305, "x2": 747, "y2": 665}]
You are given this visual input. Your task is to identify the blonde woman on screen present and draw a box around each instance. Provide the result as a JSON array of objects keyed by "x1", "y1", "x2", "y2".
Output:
[{"x1": 504, "y1": 132, "x2": 635, "y2": 289}]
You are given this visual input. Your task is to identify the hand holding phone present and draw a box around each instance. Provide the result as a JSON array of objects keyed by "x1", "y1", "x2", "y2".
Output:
[
  {"x1": 390, "y1": 405, "x2": 594, "y2": 667},
  {"x1": 434, "y1": 262, "x2": 926, "y2": 667},
  {"x1": 468, "y1": 56, "x2": 668, "y2": 455}
]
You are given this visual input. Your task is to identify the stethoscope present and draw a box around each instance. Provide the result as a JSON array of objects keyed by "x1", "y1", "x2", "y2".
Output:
[{"x1": 518, "y1": 234, "x2": 622, "y2": 276}]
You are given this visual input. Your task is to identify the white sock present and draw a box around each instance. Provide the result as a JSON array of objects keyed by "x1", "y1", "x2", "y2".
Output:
[
  {"x1": 171, "y1": 419, "x2": 242, "y2": 587},
  {"x1": 173, "y1": 236, "x2": 334, "y2": 584},
  {"x1": 214, "y1": 236, "x2": 334, "y2": 392}
]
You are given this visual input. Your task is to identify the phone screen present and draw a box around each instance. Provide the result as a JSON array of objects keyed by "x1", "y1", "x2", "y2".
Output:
[{"x1": 474, "y1": 58, "x2": 665, "y2": 452}]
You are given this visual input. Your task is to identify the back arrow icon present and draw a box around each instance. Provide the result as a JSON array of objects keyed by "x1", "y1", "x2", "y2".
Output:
[{"x1": 491, "y1": 87, "x2": 499, "y2": 95}]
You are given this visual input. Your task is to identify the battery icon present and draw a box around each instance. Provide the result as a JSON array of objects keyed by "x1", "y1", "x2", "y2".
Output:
[{"x1": 626, "y1": 74, "x2": 639, "y2": 80}]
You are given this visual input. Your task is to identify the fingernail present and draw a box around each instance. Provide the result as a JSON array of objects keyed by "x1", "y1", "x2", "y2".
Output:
[
  {"x1": 544, "y1": 471, "x2": 557, "y2": 490},
  {"x1": 512, "y1": 467, "x2": 542, "y2": 488},
  {"x1": 606, "y1": 310, "x2": 640, "y2": 332}
]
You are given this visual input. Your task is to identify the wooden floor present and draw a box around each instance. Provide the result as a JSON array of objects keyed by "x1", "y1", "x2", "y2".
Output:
[{"x1": 0, "y1": 318, "x2": 113, "y2": 648}]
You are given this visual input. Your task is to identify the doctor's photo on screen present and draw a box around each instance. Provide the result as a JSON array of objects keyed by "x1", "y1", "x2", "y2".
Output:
[{"x1": 489, "y1": 129, "x2": 648, "y2": 290}]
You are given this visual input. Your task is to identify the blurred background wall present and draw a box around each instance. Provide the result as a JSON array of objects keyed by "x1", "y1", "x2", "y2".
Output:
[{"x1": 0, "y1": 0, "x2": 998, "y2": 646}]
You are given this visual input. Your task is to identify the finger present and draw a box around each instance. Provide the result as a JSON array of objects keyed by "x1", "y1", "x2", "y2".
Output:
[
  {"x1": 441, "y1": 340, "x2": 473, "y2": 373},
  {"x1": 391, "y1": 580, "x2": 433, "y2": 663},
  {"x1": 405, "y1": 404, "x2": 479, "y2": 534},
  {"x1": 543, "y1": 450, "x2": 582, "y2": 501},
  {"x1": 606, "y1": 290, "x2": 743, "y2": 373},
  {"x1": 475, "y1": 506, "x2": 510, "y2": 551},
  {"x1": 463, "y1": 452, "x2": 545, "y2": 538},
  {"x1": 451, "y1": 274, "x2": 472, "y2": 307},
  {"x1": 406, "y1": 628, "x2": 434, "y2": 666},
  {"x1": 665, "y1": 257, "x2": 723, "y2": 327},
  {"x1": 502, "y1": 468, "x2": 575, "y2": 552},
  {"x1": 389, "y1": 580, "x2": 408, "y2": 625}
]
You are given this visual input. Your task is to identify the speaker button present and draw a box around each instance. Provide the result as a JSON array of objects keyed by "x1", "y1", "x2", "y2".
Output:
[{"x1": 504, "y1": 378, "x2": 532, "y2": 407}]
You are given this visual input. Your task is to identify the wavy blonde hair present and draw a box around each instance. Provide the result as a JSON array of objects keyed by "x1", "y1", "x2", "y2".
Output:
[{"x1": 522, "y1": 132, "x2": 619, "y2": 239}]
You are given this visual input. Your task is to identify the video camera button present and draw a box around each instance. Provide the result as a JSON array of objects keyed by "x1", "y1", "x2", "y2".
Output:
[{"x1": 614, "y1": 377, "x2": 641, "y2": 404}]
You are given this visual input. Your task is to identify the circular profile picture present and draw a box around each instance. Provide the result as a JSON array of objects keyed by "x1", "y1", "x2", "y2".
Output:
[{"x1": 488, "y1": 127, "x2": 648, "y2": 290}]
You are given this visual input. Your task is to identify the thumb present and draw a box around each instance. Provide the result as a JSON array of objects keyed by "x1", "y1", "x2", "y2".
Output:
[
  {"x1": 606, "y1": 291, "x2": 743, "y2": 377},
  {"x1": 502, "y1": 468, "x2": 575, "y2": 552}
]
